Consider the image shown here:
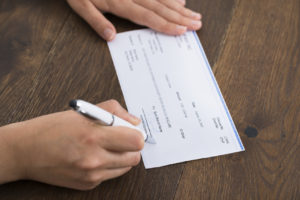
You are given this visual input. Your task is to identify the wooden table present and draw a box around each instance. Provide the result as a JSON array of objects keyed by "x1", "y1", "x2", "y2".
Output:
[{"x1": 0, "y1": 0, "x2": 299, "y2": 199}]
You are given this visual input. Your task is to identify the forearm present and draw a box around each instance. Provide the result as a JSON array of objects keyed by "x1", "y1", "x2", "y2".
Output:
[{"x1": 0, "y1": 123, "x2": 25, "y2": 184}]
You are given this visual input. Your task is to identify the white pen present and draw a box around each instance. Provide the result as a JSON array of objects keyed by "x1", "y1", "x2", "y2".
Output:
[{"x1": 69, "y1": 99, "x2": 156, "y2": 144}]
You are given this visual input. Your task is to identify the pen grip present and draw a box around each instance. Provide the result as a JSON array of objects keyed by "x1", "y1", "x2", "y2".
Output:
[{"x1": 112, "y1": 116, "x2": 147, "y2": 141}]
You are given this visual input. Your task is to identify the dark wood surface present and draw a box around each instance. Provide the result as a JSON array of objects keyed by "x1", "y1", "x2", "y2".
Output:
[{"x1": 0, "y1": 0, "x2": 299, "y2": 199}]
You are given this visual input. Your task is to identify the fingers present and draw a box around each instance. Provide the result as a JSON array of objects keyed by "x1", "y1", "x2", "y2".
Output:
[
  {"x1": 159, "y1": 0, "x2": 201, "y2": 20},
  {"x1": 84, "y1": 166, "x2": 131, "y2": 188},
  {"x1": 80, "y1": 150, "x2": 140, "y2": 169},
  {"x1": 135, "y1": 0, "x2": 201, "y2": 30},
  {"x1": 101, "y1": 167, "x2": 132, "y2": 181},
  {"x1": 98, "y1": 126, "x2": 144, "y2": 152},
  {"x1": 175, "y1": 0, "x2": 186, "y2": 6},
  {"x1": 102, "y1": 150, "x2": 141, "y2": 168},
  {"x1": 66, "y1": 0, "x2": 202, "y2": 40},
  {"x1": 95, "y1": 100, "x2": 145, "y2": 151},
  {"x1": 114, "y1": 2, "x2": 187, "y2": 35},
  {"x1": 98, "y1": 99, "x2": 141, "y2": 126},
  {"x1": 102, "y1": 0, "x2": 202, "y2": 35},
  {"x1": 80, "y1": 166, "x2": 132, "y2": 190},
  {"x1": 67, "y1": 0, "x2": 116, "y2": 41}
]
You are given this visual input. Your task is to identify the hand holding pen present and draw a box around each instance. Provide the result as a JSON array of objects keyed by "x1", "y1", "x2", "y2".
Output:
[
  {"x1": 69, "y1": 99, "x2": 156, "y2": 144},
  {"x1": 0, "y1": 99, "x2": 145, "y2": 190}
]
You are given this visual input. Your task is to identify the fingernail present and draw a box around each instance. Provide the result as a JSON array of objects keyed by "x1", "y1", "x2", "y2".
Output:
[
  {"x1": 130, "y1": 113, "x2": 141, "y2": 124},
  {"x1": 191, "y1": 12, "x2": 202, "y2": 20},
  {"x1": 103, "y1": 28, "x2": 114, "y2": 41},
  {"x1": 176, "y1": 25, "x2": 187, "y2": 33},
  {"x1": 191, "y1": 20, "x2": 202, "y2": 29}
]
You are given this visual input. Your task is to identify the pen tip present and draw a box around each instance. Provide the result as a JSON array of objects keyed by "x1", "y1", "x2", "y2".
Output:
[{"x1": 69, "y1": 100, "x2": 77, "y2": 109}]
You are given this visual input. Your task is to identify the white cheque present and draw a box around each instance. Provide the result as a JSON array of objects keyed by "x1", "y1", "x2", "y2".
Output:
[{"x1": 108, "y1": 29, "x2": 244, "y2": 169}]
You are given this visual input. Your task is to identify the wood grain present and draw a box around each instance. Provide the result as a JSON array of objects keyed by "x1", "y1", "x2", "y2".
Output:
[
  {"x1": 0, "y1": 0, "x2": 299, "y2": 199},
  {"x1": 174, "y1": 0, "x2": 300, "y2": 199},
  {"x1": 0, "y1": 0, "x2": 71, "y2": 124}
]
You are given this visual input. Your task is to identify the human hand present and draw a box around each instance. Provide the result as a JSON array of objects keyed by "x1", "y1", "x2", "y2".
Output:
[
  {"x1": 0, "y1": 100, "x2": 144, "y2": 190},
  {"x1": 66, "y1": 0, "x2": 202, "y2": 41}
]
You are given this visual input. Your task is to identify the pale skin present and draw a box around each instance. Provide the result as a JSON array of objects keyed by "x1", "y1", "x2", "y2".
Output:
[
  {"x1": 0, "y1": 0, "x2": 202, "y2": 190},
  {"x1": 67, "y1": 0, "x2": 202, "y2": 40},
  {"x1": 0, "y1": 100, "x2": 144, "y2": 190}
]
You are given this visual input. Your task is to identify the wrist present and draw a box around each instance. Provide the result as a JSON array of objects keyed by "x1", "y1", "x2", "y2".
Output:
[{"x1": 0, "y1": 122, "x2": 29, "y2": 183}]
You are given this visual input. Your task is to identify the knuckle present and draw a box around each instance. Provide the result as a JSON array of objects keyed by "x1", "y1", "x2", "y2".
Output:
[
  {"x1": 81, "y1": 181, "x2": 99, "y2": 190},
  {"x1": 182, "y1": 7, "x2": 191, "y2": 16},
  {"x1": 173, "y1": 14, "x2": 182, "y2": 23},
  {"x1": 75, "y1": 185, "x2": 94, "y2": 191},
  {"x1": 76, "y1": 160, "x2": 89, "y2": 170},
  {"x1": 77, "y1": 157, "x2": 103, "y2": 170},
  {"x1": 84, "y1": 185, "x2": 97, "y2": 190},
  {"x1": 156, "y1": 6, "x2": 165, "y2": 15},
  {"x1": 179, "y1": 6, "x2": 186, "y2": 14},
  {"x1": 76, "y1": 172, "x2": 104, "y2": 190},
  {"x1": 108, "y1": 99, "x2": 120, "y2": 108},
  {"x1": 157, "y1": 20, "x2": 171, "y2": 32},
  {"x1": 83, "y1": 133, "x2": 98, "y2": 145},
  {"x1": 85, "y1": 172, "x2": 103, "y2": 185}
]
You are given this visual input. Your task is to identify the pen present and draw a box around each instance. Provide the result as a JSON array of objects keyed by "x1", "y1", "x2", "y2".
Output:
[{"x1": 69, "y1": 99, "x2": 156, "y2": 144}]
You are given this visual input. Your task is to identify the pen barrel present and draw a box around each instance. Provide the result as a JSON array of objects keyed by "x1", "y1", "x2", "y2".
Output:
[{"x1": 112, "y1": 116, "x2": 147, "y2": 141}]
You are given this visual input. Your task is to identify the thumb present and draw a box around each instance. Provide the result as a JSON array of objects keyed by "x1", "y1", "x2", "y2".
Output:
[{"x1": 67, "y1": 0, "x2": 116, "y2": 41}]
